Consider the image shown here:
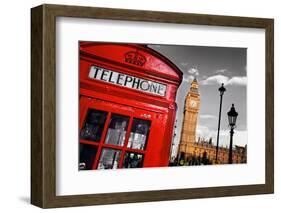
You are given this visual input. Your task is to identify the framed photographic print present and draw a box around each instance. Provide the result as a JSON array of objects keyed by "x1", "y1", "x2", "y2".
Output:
[{"x1": 31, "y1": 4, "x2": 274, "y2": 208}]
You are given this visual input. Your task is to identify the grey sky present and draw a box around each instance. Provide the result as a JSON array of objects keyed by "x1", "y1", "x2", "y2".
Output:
[{"x1": 148, "y1": 44, "x2": 247, "y2": 157}]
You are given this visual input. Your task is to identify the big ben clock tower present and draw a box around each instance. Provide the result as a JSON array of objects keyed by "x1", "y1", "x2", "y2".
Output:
[{"x1": 178, "y1": 78, "x2": 200, "y2": 159}]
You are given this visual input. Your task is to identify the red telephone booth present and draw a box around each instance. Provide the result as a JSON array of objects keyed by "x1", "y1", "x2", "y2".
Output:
[{"x1": 79, "y1": 42, "x2": 182, "y2": 170}]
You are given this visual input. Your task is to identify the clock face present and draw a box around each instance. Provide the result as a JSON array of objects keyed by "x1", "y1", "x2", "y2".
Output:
[{"x1": 190, "y1": 100, "x2": 197, "y2": 108}]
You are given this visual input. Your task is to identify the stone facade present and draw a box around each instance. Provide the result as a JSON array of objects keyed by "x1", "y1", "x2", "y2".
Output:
[
  {"x1": 178, "y1": 78, "x2": 200, "y2": 159},
  {"x1": 182, "y1": 138, "x2": 247, "y2": 164}
]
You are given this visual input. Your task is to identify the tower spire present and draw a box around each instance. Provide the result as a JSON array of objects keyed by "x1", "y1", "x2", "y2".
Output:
[
  {"x1": 193, "y1": 77, "x2": 197, "y2": 82},
  {"x1": 190, "y1": 77, "x2": 199, "y2": 94}
]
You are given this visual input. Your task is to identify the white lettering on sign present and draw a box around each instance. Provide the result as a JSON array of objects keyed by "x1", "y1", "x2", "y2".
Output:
[{"x1": 88, "y1": 66, "x2": 167, "y2": 97}]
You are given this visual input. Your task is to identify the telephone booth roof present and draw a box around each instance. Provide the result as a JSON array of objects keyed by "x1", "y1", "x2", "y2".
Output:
[{"x1": 80, "y1": 42, "x2": 183, "y2": 85}]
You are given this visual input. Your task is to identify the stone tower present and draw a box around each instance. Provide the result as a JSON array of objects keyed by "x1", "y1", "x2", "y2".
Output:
[{"x1": 178, "y1": 78, "x2": 200, "y2": 159}]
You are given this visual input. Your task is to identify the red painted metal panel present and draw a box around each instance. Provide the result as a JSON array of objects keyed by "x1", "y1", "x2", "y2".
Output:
[
  {"x1": 79, "y1": 42, "x2": 182, "y2": 168},
  {"x1": 80, "y1": 42, "x2": 182, "y2": 82}
]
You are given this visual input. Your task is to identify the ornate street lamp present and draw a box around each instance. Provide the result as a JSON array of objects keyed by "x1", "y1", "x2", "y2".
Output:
[
  {"x1": 215, "y1": 83, "x2": 226, "y2": 163},
  {"x1": 227, "y1": 104, "x2": 238, "y2": 164}
]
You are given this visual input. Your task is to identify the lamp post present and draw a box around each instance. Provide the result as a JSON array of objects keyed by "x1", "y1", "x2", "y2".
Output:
[
  {"x1": 215, "y1": 83, "x2": 226, "y2": 163},
  {"x1": 227, "y1": 104, "x2": 238, "y2": 164}
]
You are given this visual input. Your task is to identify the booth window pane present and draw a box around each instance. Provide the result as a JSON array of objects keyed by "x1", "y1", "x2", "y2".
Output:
[
  {"x1": 123, "y1": 152, "x2": 144, "y2": 168},
  {"x1": 127, "y1": 118, "x2": 151, "y2": 150},
  {"x1": 105, "y1": 114, "x2": 129, "y2": 147},
  {"x1": 80, "y1": 109, "x2": 108, "y2": 142},
  {"x1": 79, "y1": 143, "x2": 98, "y2": 170},
  {"x1": 97, "y1": 148, "x2": 121, "y2": 169}
]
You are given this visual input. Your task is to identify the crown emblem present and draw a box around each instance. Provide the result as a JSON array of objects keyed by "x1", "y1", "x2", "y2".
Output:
[{"x1": 124, "y1": 50, "x2": 146, "y2": 67}]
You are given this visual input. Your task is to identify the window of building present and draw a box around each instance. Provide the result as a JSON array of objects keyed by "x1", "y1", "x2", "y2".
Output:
[
  {"x1": 127, "y1": 118, "x2": 151, "y2": 150},
  {"x1": 79, "y1": 106, "x2": 151, "y2": 170},
  {"x1": 79, "y1": 143, "x2": 98, "y2": 170},
  {"x1": 105, "y1": 114, "x2": 129, "y2": 146},
  {"x1": 80, "y1": 109, "x2": 108, "y2": 142},
  {"x1": 123, "y1": 152, "x2": 144, "y2": 168},
  {"x1": 97, "y1": 148, "x2": 121, "y2": 169}
]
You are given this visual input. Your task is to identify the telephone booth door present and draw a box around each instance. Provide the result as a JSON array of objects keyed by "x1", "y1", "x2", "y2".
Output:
[{"x1": 79, "y1": 96, "x2": 167, "y2": 170}]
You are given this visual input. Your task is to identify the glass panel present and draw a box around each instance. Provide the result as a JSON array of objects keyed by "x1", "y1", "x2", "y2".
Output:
[
  {"x1": 97, "y1": 148, "x2": 121, "y2": 169},
  {"x1": 233, "y1": 116, "x2": 237, "y2": 125},
  {"x1": 80, "y1": 109, "x2": 108, "y2": 142},
  {"x1": 79, "y1": 143, "x2": 98, "y2": 170},
  {"x1": 127, "y1": 118, "x2": 151, "y2": 150},
  {"x1": 105, "y1": 114, "x2": 129, "y2": 146},
  {"x1": 123, "y1": 152, "x2": 144, "y2": 168}
]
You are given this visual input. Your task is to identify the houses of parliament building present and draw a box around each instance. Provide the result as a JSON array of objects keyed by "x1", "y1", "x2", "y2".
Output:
[{"x1": 176, "y1": 78, "x2": 247, "y2": 165}]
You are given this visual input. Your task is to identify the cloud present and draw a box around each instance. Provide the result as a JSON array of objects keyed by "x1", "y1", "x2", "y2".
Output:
[
  {"x1": 183, "y1": 74, "x2": 194, "y2": 83},
  {"x1": 180, "y1": 62, "x2": 189, "y2": 67},
  {"x1": 196, "y1": 125, "x2": 210, "y2": 137},
  {"x1": 201, "y1": 74, "x2": 247, "y2": 86},
  {"x1": 196, "y1": 126, "x2": 247, "y2": 147},
  {"x1": 181, "y1": 67, "x2": 199, "y2": 83},
  {"x1": 227, "y1": 76, "x2": 247, "y2": 86},
  {"x1": 199, "y1": 114, "x2": 217, "y2": 119},
  {"x1": 201, "y1": 74, "x2": 229, "y2": 85},
  {"x1": 188, "y1": 68, "x2": 199, "y2": 76},
  {"x1": 215, "y1": 69, "x2": 228, "y2": 74}
]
